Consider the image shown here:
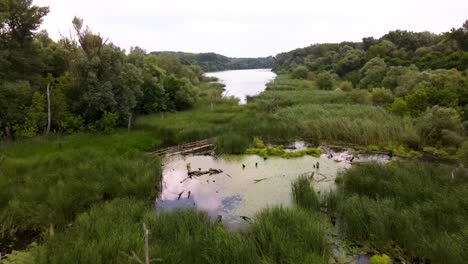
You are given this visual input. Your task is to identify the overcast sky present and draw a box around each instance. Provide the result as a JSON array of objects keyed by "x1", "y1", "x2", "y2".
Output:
[{"x1": 34, "y1": 0, "x2": 468, "y2": 57}]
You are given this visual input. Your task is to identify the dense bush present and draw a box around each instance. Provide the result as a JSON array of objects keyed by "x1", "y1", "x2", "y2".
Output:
[
  {"x1": 291, "y1": 65, "x2": 309, "y2": 79},
  {"x1": 315, "y1": 71, "x2": 335, "y2": 90},
  {"x1": 417, "y1": 106, "x2": 463, "y2": 146}
]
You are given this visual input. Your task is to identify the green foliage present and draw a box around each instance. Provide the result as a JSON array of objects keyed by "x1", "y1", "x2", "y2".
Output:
[
  {"x1": 336, "y1": 162, "x2": 468, "y2": 263},
  {"x1": 291, "y1": 65, "x2": 309, "y2": 79},
  {"x1": 389, "y1": 98, "x2": 408, "y2": 115},
  {"x1": 94, "y1": 112, "x2": 119, "y2": 133},
  {"x1": 215, "y1": 133, "x2": 250, "y2": 154},
  {"x1": 292, "y1": 176, "x2": 320, "y2": 211},
  {"x1": 248, "y1": 207, "x2": 329, "y2": 264},
  {"x1": 246, "y1": 143, "x2": 322, "y2": 158},
  {"x1": 369, "y1": 254, "x2": 391, "y2": 264},
  {"x1": 348, "y1": 89, "x2": 372, "y2": 104},
  {"x1": 253, "y1": 137, "x2": 265, "y2": 148},
  {"x1": 339, "y1": 80, "x2": 353, "y2": 92},
  {"x1": 371, "y1": 88, "x2": 394, "y2": 106},
  {"x1": 457, "y1": 141, "x2": 468, "y2": 168},
  {"x1": 1, "y1": 243, "x2": 38, "y2": 264},
  {"x1": 359, "y1": 57, "x2": 387, "y2": 89},
  {"x1": 315, "y1": 71, "x2": 335, "y2": 90},
  {"x1": 0, "y1": 132, "x2": 161, "y2": 245},
  {"x1": 417, "y1": 106, "x2": 463, "y2": 146},
  {"x1": 13, "y1": 92, "x2": 47, "y2": 138},
  {"x1": 423, "y1": 146, "x2": 449, "y2": 157}
]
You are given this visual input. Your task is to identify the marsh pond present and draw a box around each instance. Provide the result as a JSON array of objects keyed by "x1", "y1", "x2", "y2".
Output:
[{"x1": 156, "y1": 147, "x2": 392, "y2": 228}]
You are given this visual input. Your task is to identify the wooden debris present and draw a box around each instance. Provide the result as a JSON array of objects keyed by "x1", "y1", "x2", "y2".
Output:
[
  {"x1": 240, "y1": 216, "x2": 252, "y2": 222},
  {"x1": 177, "y1": 191, "x2": 184, "y2": 200},
  {"x1": 254, "y1": 178, "x2": 268, "y2": 184}
]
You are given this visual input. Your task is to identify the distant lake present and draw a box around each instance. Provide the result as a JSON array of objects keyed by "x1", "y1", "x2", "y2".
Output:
[{"x1": 205, "y1": 69, "x2": 276, "y2": 104}]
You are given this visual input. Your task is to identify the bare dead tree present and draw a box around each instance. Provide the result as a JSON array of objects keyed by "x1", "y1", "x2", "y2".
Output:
[{"x1": 46, "y1": 81, "x2": 52, "y2": 135}]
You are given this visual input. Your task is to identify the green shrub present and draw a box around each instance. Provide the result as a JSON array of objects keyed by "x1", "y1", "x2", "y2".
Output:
[
  {"x1": 95, "y1": 112, "x2": 119, "y2": 133},
  {"x1": 369, "y1": 254, "x2": 391, "y2": 264},
  {"x1": 339, "y1": 80, "x2": 353, "y2": 92},
  {"x1": 371, "y1": 88, "x2": 394, "y2": 106},
  {"x1": 417, "y1": 106, "x2": 463, "y2": 146},
  {"x1": 291, "y1": 66, "x2": 309, "y2": 79},
  {"x1": 349, "y1": 89, "x2": 372, "y2": 104},
  {"x1": 315, "y1": 71, "x2": 335, "y2": 90}
]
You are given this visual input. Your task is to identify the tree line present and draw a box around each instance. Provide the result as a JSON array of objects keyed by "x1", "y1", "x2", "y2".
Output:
[
  {"x1": 151, "y1": 51, "x2": 276, "y2": 72},
  {"x1": 0, "y1": 0, "x2": 204, "y2": 140},
  {"x1": 274, "y1": 21, "x2": 468, "y2": 147}
]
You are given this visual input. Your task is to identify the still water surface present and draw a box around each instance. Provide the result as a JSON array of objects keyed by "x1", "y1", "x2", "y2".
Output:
[
  {"x1": 205, "y1": 68, "x2": 276, "y2": 104},
  {"x1": 156, "y1": 153, "x2": 348, "y2": 228}
]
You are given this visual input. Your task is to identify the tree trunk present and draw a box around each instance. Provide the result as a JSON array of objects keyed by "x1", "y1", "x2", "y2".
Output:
[
  {"x1": 127, "y1": 112, "x2": 133, "y2": 132},
  {"x1": 143, "y1": 223, "x2": 150, "y2": 264},
  {"x1": 4, "y1": 127, "x2": 12, "y2": 142},
  {"x1": 46, "y1": 81, "x2": 52, "y2": 135},
  {"x1": 48, "y1": 223, "x2": 55, "y2": 236}
]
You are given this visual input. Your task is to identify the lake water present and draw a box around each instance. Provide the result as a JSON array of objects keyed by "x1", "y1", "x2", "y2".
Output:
[{"x1": 205, "y1": 69, "x2": 276, "y2": 104}]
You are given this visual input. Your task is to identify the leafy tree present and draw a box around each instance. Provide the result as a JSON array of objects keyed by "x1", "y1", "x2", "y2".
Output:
[
  {"x1": 0, "y1": 0, "x2": 49, "y2": 81},
  {"x1": 359, "y1": 57, "x2": 387, "y2": 89},
  {"x1": 368, "y1": 40, "x2": 396, "y2": 58},
  {"x1": 13, "y1": 91, "x2": 47, "y2": 137},
  {"x1": 163, "y1": 75, "x2": 196, "y2": 110},
  {"x1": 0, "y1": 81, "x2": 33, "y2": 139}
]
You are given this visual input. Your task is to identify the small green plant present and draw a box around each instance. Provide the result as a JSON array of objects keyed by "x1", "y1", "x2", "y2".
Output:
[{"x1": 369, "y1": 254, "x2": 391, "y2": 264}]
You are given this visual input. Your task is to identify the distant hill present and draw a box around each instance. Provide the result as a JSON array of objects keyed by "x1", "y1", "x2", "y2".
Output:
[{"x1": 150, "y1": 51, "x2": 276, "y2": 72}]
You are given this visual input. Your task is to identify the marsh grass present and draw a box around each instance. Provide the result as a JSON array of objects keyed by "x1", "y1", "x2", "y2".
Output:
[
  {"x1": 335, "y1": 162, "x2": 468, "y2": 263},
  {"x1": 27, "y1": 199, "x2": 329, "y2": 264},
  {"x1": 292, "y1": 176, "x2": 320, "y2": 211},
  {"x1": 136, "y1": 77, "x2": 419, "y2": 150},
  {"x1": 0, "y1": 132, "x2": 161, "y2": 251}
]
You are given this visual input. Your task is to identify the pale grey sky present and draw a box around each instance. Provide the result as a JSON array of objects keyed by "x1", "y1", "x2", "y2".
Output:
[{"x1": 34, "y1": 0, "x2": 468, "y2": 57}]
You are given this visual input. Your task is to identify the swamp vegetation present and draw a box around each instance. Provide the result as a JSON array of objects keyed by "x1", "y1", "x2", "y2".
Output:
[{"x1": 1, "y1": 1, "x2": 468, "y2": 263}]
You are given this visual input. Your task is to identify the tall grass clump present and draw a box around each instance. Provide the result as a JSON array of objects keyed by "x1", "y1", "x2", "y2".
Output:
[
  {"x1": 35, "y1": 199, "x2": 258, "y2": 264},
  {"x1": 27, "y1": 201, "x2": 330, "y2": 264},
  {"x1": 215, "y1": 132, "x2": 250, "y2": 154},
  {"x1": 248, "y1": 207, "x2": 329, "y2": 264},
  {"x1": 335, "y1": 162, "x2": 468, "y2": 263},
  {"x1": 292, "y1": 176, "x2": 320, "y2": 211}
]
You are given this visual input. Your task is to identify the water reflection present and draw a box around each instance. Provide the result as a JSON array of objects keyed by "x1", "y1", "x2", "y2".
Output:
[{"x1": 156, "y1": 154, "x2": 348, "y2": 228}]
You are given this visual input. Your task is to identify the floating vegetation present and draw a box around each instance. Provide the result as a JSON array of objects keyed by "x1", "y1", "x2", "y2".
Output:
[{"x1": 245, "y1": 138, "x2": 322, "y2": 158}]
